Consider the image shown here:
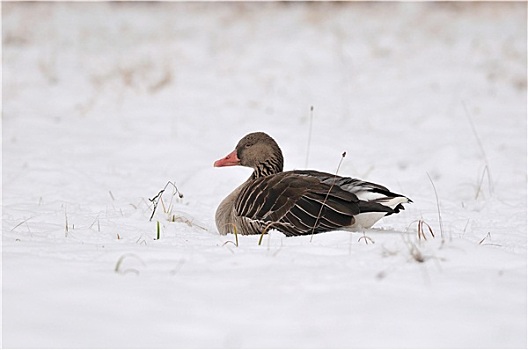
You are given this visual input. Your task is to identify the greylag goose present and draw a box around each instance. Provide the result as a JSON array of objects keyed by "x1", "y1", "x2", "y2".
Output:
[{"x1": 214, "y1": 132, "x2": 411, "y2": 236}]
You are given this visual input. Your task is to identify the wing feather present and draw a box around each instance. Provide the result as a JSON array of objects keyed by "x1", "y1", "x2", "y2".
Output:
[{"x1": 234, "y1": 169, "x2": 410, "y2": 236}]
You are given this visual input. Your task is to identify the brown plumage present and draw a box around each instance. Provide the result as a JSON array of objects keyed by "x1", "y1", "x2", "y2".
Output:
[{"x1": 214, "y1": 132, "x2": 411, "y2": 236}]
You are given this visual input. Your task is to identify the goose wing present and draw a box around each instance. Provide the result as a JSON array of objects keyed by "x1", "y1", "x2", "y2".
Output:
[
  {"x1": 302, "y1": 170, "x2": 412, "y2": 214},
  {"x1": 234, "y1": 171, "x2": 361, "y2": 236}
]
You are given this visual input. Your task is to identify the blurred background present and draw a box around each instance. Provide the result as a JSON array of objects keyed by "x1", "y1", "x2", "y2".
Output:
[{"x1": 2, "y1": 2, "x2": 526, "y2": 348}]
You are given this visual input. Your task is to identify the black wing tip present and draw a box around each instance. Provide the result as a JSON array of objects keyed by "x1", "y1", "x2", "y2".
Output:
[
  {"x1": 393, "y1": 203, "x2": 405, "y2": 213},
  {"x1": 390, "y1": 198, "x2": 412, "y2": 214}
]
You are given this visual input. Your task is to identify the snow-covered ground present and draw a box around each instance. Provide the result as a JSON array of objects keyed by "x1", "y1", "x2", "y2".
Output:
[{"x1": 2, "y1": 2, "x2": 526, "y2": 348}]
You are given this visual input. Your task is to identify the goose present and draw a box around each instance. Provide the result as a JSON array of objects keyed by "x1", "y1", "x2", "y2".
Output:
[{"x1": 214, "y1": 132, "x2": 411, "y2": 236}]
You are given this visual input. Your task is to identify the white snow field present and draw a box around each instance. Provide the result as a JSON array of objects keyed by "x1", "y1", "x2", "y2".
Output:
[{"x1": 2, "y1": 2, "x2": 526, "y2": 348}]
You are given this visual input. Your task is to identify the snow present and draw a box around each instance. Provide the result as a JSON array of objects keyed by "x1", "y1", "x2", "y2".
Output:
[{"x1": 2, "y1": 2, "x2": 526, "y2": 348}]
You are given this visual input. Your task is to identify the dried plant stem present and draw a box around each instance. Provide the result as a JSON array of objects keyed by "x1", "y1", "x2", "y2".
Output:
[
  {"x1": 478, "y1": 232, "x2": 491, "y2": 245},
  {"x1": 358, "y1": 232, "x2": 374, "y2": 244},
  {"x1": 233, "y1": 225, "x2": 239, "y2": 247},
  {"x1": 417, "y1": 219, "x2": 435, "y2": 241},
  {"x1": 156, "y1": 221, "x2": 161, "y2": 240},
  {"x1": 310, "y1": 151, "x2": 347, "y2": 242},
  {"x1": 475, "y1": 165, "x2": 491, "y2": 200},
  {"x1": 10, "y1": 216, "x2": 35, "y2": 232},
  {"x1": 114, "y1": 254, "x2": 145, "y2": 275},
  {"x1": 64, "y1": 208, "x2": 69, "y2": 237},
  {"x1": 305, "y1": 106, "x2": 314, "y2": 168},
  {"x1": 426, "y1": 173, "x2": 445, "y2": 245},
  {"x1": 462, "y1": 101, "x2": 493, "y2": 198},
  {"x1": 258, "y1": 222, "x2": 275, "y2": 246},
  {"x1": 149, "y1": 181, "x2": 184, "y2": 221},
  {"x1": 222, "y1": 223, "x2": 239, "y2": 247}
]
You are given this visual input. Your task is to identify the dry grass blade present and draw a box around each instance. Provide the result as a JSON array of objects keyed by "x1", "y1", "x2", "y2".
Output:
[
  {"x1": 64, "y1": 208, "x2": 69, "y2": 237},
  {"x1": 417, "y1": 219, "x2": 435, "y2": 241},
  {"x1": 222, "y1": 223, "x2": 239, "y2": 247},
  {"x1": 88, "y1": 215, "x2": 101, "y2": 232},
  {"x1": 477, "y1": 232, "x2": 502, "y2": 247},
  {"x1": 478, "y1": 232, "x2": 491, "y2": 245},
  {"x1": 463, "y1": 101, "x2": 494, "y2": 198},
  {"x1": 114, "y1": 254, "x2": 145, "y2": 275},
  {"x1": 417, "y1": 220, "x2": 425, "y2": 240},
  {"x1": 305, "y1": 105, "x2": 314, "y2": 168},
  {"x1": 258, "y1": 222, "x2": 275, "y2": 246},
  {"x1": 426, "y1": 173, "x2": 445, "y2": 245},
  {"x1": 310, "y1": 151, "x2": 347, "y2": 242},
  {"x1": 233, "y1": 224, "x2": 239, "y2": 247},
  {"x1": 358, "y1": 231, "x2": 375, "y2": 244},
  {"x1": 475, "y1": 165, "x2": 492, "y2": 200},
  {"x1": 155, "y1": 221, "x2": 161, "y2": 240},
  {"x1": 10, "y1": 216, "x2": 36, "y2": 232}
]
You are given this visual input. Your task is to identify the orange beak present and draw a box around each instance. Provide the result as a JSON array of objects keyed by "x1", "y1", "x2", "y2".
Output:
[{"x1": 213, "y1": 150, "x2": 240, "y2": 167}]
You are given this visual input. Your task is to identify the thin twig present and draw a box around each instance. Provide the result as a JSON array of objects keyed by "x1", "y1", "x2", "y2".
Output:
[{"x1": 148, "y1": 181, "x2": 184, "y2": 221}]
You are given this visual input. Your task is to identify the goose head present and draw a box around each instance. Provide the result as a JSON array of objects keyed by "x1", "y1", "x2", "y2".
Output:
[{"x1": 214, "y1": 132, "x2": 284, "y2": 178}]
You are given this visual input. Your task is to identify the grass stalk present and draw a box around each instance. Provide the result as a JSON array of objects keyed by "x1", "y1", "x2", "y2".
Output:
[
  {"x1": 114, "y1": 254, "x2": 144, "y2": 275},
  {"x1": 258, "y1": 222, "x2": 275, "y2": 246},
  {"x1": 426, "y1": 173, "x2": 445, "y2": 245},
  {"x1": 475, "y1": 165, "x2": 491, "y2": 200},
  {"x1": 462, "y1": 101, "x2": 493, "y2": 197},
  {"x1": 234, "y1": 224, "x2": 239, "y2": 247},
  {"x1": 417, "y1": 219, "x2": 435, "y2": 241},
  {"x1": 10, "y1": 216, "x2": 35, "y2": 232},
  {"x1": 64, "y1": 208, "x2": 69, "y2": 237},
  {"x1": 149, "y1": 181, "x2": 184, "y2": 221},
  {"x1": 305, "y1": 105, "x2": 314, "y2": 168},
  {"x1": 358, "y1": 231, "x2": 375, "y2": 244},
  {"x1": 222, "y1": 223, "x2": 239, "y2": 247},
  {"x1": 310, "y1": 151, "x2": 347, "y2": 242}
]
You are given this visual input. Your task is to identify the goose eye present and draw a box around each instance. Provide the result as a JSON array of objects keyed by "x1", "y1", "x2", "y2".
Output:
[{"x1": 245, "y1": 143, "x2": 251, "y2": 148}]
